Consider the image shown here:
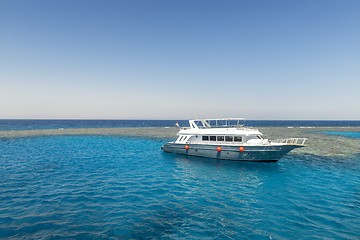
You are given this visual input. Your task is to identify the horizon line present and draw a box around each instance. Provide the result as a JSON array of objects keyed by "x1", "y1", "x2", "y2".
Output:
[{"x1": 1, "y1": 118, "x2": 360, "y2": 121}]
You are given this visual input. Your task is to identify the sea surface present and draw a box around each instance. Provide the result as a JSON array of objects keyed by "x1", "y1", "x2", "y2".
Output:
[
  {"x1": 325, "y1": 131, "x2": 360, "y2": 139},
  {"x1": 0, "y1": 120, "x2": 360, "y2": 239},
  {"x1": 1, "y1": 119, "x2": 360, "y2": 130}
]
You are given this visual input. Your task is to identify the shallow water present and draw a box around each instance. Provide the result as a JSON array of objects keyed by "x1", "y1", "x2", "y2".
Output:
[
  {"x1": 1, "y1": 133, "x2": 359, "y2": 239},
  {"x1": 325, "y1": 131, "x2": 360, "y2": 139},
  {"x1": 1, "y1": 126, "x2": 360, "y2": 157}
]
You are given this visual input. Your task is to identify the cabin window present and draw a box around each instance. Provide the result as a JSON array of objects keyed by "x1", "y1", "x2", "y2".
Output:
[
  {"x1": 257, "y1": 135, "x2": 263, "y2": 139},
  {"x1": 217, "y1": 136, "x2": 224, "y2": 141},
  {"x1": 178, "y1": 136, "x2": 183, "y2": 141},
  {"x1": 225, "y1": 136, "x2": 233, "y2": 142},
  {"x1": 183, "y1": 136, "x2": 188, "y2": 141},
  {"x1": 202, "y1": 136, "x2": 209, "y2": 141},
  {"x1": 210, "y1": 136, "x2": 216, "y2": 141},
  {"x1": 234, "y1": 136, "x2": 242, "y2": 142}
]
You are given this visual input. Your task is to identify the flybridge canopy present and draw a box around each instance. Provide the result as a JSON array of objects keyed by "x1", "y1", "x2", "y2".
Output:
[{"x1": 189, "y1": 118, "x2": 245, "y2": 129}]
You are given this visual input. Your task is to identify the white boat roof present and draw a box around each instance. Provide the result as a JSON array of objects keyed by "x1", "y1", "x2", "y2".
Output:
[
  {"x1": 178, "y1": 127, "x2": 262, "y2": 136},
  {"x1": 191, "y1": 118, "x2": 245, "y2": 121}
]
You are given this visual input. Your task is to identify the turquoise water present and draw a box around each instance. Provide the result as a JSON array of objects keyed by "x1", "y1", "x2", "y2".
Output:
[
  {"x1": 1, "y1": 135, "x2": 360, "y2": 239},
  {"x1": 325, "y1": 131, "x2": 360, "y2": 139}
]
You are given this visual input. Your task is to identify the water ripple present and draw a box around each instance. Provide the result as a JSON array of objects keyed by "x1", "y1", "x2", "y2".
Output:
[{"x1": 0, "y1": 136, "x2": 359, "y2": 239}]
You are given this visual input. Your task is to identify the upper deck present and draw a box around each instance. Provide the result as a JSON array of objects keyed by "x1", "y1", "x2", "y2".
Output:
[
  {"x1": 188, "y1": 118, "x2": 245, "y2": 129},
  {"x1": 178, "y1": 118, "x2": 261, "y2": 136}
]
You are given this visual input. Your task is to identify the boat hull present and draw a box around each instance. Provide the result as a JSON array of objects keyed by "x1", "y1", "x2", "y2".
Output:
[{"x1": 162, "y1": 143, "x2": 302, "y2": 162}]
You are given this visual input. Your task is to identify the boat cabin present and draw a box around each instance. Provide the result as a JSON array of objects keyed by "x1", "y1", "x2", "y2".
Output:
[
  {"x1": 175, "y1": 134, "x2": 264, "y2": 144},
  {"x1": 175, "y1": 118, "x2": 264, "y2": 145}
]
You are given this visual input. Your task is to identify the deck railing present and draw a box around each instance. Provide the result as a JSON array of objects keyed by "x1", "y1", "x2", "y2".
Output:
[{"x1": 273, "y1": 138, "x2": 307, "y2": 145}]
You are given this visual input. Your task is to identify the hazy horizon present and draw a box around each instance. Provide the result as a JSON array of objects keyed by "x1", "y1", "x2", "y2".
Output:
[
  {"x1": 1, "y1": 118, "x2": 360, "y2": 121},
  {"x1": 1, "y1": 1, "x2": 359, "y2": 120}
]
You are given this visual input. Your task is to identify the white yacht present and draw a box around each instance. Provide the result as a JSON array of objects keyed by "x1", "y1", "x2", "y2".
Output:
[{"x1": 162, "y1": 118, "x2": 307, "y2": 162}]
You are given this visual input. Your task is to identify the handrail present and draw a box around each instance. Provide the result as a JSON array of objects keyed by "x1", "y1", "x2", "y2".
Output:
[
  {"x1": 191, "y1": 118, "x2": 245, "y2": 121},
  {"x1": 272, "y1": 138, "x2": 307, "y2": 145},
  {"x1": 189, "y1": 119, "x2": 245, "y2": 129}
]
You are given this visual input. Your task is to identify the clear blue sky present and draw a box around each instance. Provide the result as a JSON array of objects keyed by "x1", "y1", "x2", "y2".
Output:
[{"x1": 1, "y1": 0, "x2": 359, "y2": 120}]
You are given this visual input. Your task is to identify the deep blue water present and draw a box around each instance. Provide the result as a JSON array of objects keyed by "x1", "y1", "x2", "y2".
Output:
[
  {"x1": 1, "y1": 135, "x2": 359, "y2": 239},
  {"x1": 1, "y1": 119, "x2": 360, "y2": 130}
]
